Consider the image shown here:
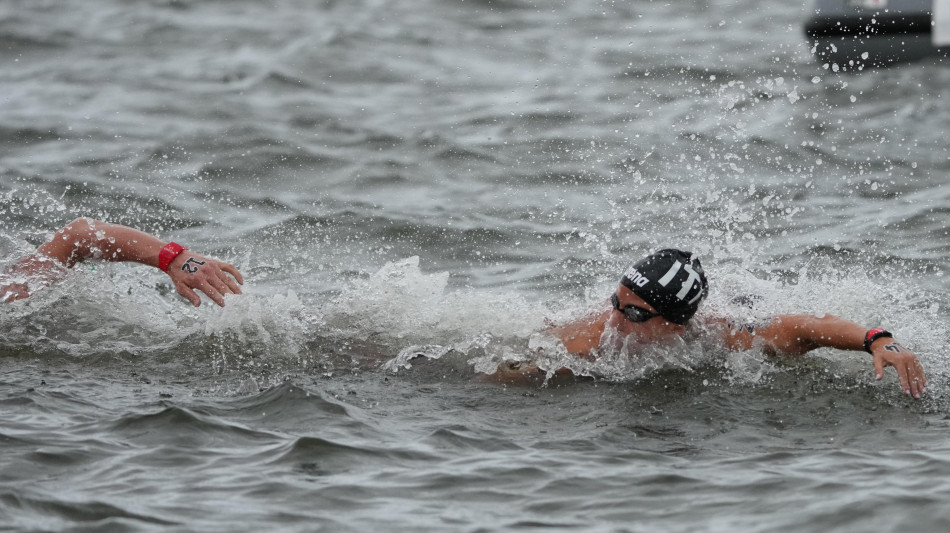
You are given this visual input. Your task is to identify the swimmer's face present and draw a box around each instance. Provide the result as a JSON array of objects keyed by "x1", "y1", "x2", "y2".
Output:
[{"x1": 606, "y1": 284, "x2": 686, "y2": 342}]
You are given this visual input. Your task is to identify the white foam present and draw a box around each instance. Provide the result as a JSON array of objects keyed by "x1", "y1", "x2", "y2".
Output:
[{"x1": 324, "y1": 256, "x2": 548, "y2": 344}]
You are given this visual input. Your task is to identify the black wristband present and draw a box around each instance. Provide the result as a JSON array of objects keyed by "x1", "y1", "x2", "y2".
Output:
[{"x1": 864, "y1": 328, "x2": 893, "y2": 353}]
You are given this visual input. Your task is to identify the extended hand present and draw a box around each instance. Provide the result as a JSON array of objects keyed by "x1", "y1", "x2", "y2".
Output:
[
  {"x1": 0, "y1": 282, "x2": 30, "y2": 303},
  {"x1": 166, "y1": 251, "x2": 243, "y2": 307},
  {"x1": 871, "y1": 340, "x2": 926, "y2": 399}
]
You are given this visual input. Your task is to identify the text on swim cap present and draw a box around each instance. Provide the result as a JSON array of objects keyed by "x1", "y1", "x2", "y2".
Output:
[
  {"x1": 623, "y1": 269, "x2": 650, "y2": 288},
  {"x1": 657, "y1": 261, "x2": 704, "y2": 304}
]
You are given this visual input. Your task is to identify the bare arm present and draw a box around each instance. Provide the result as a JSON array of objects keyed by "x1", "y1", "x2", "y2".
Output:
[
  {"x1": 721, "y1": 314, "x2": 926, "y2": 398},
  {"x1": 549, "y1": 310, "x2": 609, "y2": 360},
  {"x1": 484, "y1": 310, "x2": 608, "y2": 382},
  {"x1": 1, "y1": 218, "x2": 243, "y2": 307}
]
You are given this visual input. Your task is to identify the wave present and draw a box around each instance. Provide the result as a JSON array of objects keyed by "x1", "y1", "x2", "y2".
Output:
[
  {"x1": 0, "y1": 126, "x2": 64, "y2": 146},
  {"x1": 109, "y1": 405, "x2": 278, "y2": 447},
  {"x1": 0, "y1": 489, "x2": 179, "y2": 528},
  {"x1": 0, "y1": 31, "x2": 67, "y2": 51}
]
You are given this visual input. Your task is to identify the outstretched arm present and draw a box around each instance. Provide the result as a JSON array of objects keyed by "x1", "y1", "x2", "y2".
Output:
[
  {"x1": 721, "y1": 314, "x2": 926, "y2": 398},
  {"x1": 1, "y1": 218, "x2": 243, "y2": 307}
]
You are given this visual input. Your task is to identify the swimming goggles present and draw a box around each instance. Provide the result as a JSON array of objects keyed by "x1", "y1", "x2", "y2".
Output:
[{"x1": 611, "y1": 293, "x2": 660, "y2": 323}]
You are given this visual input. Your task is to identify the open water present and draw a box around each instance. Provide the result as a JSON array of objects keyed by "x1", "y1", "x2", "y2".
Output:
[{"x1": 2, "y1": 0, "x2": 950, "y2": 531}]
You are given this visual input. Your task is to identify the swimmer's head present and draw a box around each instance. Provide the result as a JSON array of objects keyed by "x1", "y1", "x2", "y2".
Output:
[{"x1": 618, "y1": 249, "x2": 708, "y2": 325}]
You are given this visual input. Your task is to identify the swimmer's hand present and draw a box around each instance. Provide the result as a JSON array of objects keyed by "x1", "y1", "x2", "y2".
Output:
[
  {"x1": 0, "y1": 254, "x2": 62, "y2": 304},
  {"x1": 870, "y1": 338, "x2": 926, "y2": 399},
  {"x1": 0, "y1": 282, "x2": 30, "y2": 303},
  {"x1": 165, "y1": 250, "x2": 243, "y2": 308}
]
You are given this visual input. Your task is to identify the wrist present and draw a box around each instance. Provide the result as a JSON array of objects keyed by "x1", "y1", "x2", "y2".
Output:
[
  {"x1": 864, "y1": 328, "x2": 893, "y2": 353},
  {"x1": 158, "y1": 242, "x2": 188, "y2": 272}
]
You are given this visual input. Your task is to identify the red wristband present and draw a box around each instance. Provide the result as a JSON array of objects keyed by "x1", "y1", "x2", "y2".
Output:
[
  {"x1": 158, "y1": 242, "x2": 187, "y2": 272},
  {"x1": 864, "y1": 328, "x2": 892, "y2": 353}
]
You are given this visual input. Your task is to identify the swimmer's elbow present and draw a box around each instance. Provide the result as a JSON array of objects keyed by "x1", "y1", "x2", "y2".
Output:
[
  {"x1": 40, "y1": 217, "x2": 105, "y2": 266},
  {"x1": 61, "y1": 218, "x2": 103, "y2": 240}
]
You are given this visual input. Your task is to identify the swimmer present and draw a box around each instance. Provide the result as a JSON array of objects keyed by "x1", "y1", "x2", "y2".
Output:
[
  {"x1": 0, "y1": 218, "x2": 243, "y2": 307},
  {"x1": 534, "y1": 249, "x2": 927, "y2": 398}
]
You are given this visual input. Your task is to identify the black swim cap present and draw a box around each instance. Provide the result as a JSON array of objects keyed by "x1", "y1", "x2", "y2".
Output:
[{"x1": 618, "y1": 249, "x2": 708, "y2": 325}]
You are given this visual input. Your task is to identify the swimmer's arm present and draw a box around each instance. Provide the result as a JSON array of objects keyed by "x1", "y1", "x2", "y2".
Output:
[
  {"x1": 549, "y1": 310, "x2": 609, "y2": 359},
  {"x1": 721, "y1": 314, "x2": 925, "y2": 398},
  {"x1": 485, "y1": 311, "x2": 610, "y2": 382},
  {"x1": 2, "y1": 218, "x2": 243, "y2": 307},
  {"x1": 484, "y1": 364, "x2": 575, "y2": 386}
]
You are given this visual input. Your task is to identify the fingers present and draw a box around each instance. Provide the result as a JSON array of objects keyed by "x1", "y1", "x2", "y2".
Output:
[
  {"x1": 899, "y1": 362, "x2": 925, "y2": 399},
  {"x1": 202, "y1": 263, "x2": 243, "y2": 306},
  {"x1": 216, "y1": 266, "x2": 243, "y2": 295},
  {"x1": 876, "y1": 348, "x2": 927, "y2": 399},
  {"x1": 908, "y1": 358, "x2": 927, "y2": 399},
  {"x1": 219, "y1": 262, "x2": 244, "y2": 285},
  {"x1": 199, "y1": 284, "x2": 225, "y2": 307},
  {"x1": 185, "y1": 276, "x2": 227, "y2": 308},
  {"x1": 899, "y1": 356, "x2": 926, "y2": 399},
  {"x1": 873, "y1": 356, "x2": 885, "y2": 381},
  {"x1": 175, "y1": 282, "x2": 202, "y2": 307},
  {"x1": 915, "y1": 359, "x2": 927, "y2": 390},
  {"x1": 200, "y1": 277, "x2": 229, "y2": 307},
  {"x1": 893, "y1": 361, "x2": 913, "y2": 398}
]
